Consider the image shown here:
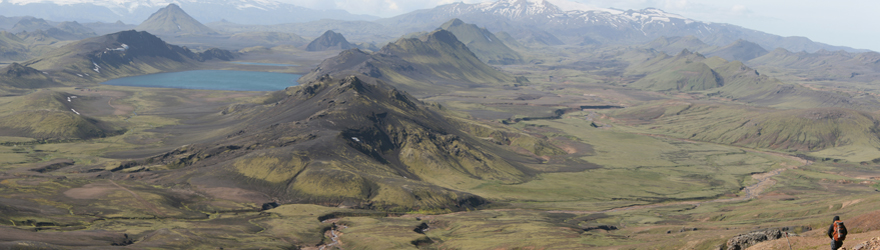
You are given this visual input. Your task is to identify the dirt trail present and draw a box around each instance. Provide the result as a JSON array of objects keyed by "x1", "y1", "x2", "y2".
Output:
[{"x1": 108, "y1": 180, "x2": 165, "y2": 217}]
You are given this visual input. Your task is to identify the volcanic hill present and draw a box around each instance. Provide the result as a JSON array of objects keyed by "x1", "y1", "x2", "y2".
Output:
[
  {"x1": 305, "y1": 30, "x2": 355, "y2": 51},
  {"x1": 135, "y1": 4, "x2": 216, "y2": 35},
  {"x1": 114, "y1": 75, "x2": 552, "y2": 210}
]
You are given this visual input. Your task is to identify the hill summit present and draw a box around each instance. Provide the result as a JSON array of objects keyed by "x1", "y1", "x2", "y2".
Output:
[
  {"x1": 305, "y1": 30, "x2": 355, "y2": 51},
  {"x1": 135, "y1": 4, "x2": 216, "y2": 35}
]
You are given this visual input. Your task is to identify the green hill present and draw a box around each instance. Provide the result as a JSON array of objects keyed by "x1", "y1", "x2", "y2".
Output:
[
  {"x1": 0, "y1": 90, "x2": 120, "y2": 140},
  {"x1": 301, "y1": 29, "x2": 513, "y2": 95},
  {"x1": 0, "y1": 31, "x2": 29, "y2": 61},
  {"x1": 24, "y1": 30, "x2": 231, "y2": 82},
  {"x1": 748, "y1": 48, "x2": 880, "y2": 83},
  {"x1": 135, "y1": 4, "x2": 216, "y2": 35},
  {"x1": 121, "y1": 75, "x2": 550, "y2": 210},
  {"x1": 625, "y1": 48, "x2": 880, "y2": 110},
  {"x1": 628, "y1": 50, "x2": 722, "y2": 91},
  {"x1": 0, "y1": 63, "x2": 59, "y2": 94},
  {"x1": 614, "y1": 102, "x2": 880, "y2": 153},
  {"x1": 55, "y1": 21, "x2": 98, "y2": 39},
  {"x1": 439, "y1": 19, "x2": 523, "y2": 65},
  {"x1": 10, "y1": 16, "x2": 53, "y2": 33}
]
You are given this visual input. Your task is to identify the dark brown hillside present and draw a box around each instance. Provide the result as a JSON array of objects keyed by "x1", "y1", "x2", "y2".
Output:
[{"x1": 115, "y1": 75, "x2": 548, "y2": 210}]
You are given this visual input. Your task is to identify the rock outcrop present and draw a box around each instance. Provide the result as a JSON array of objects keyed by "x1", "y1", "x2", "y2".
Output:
[
  {"x1": 726, "y1": 228, "x2": 784, "y2": 250},
  {"x1": 852, "y1": 237, "x2": 880, "y2": 250}
]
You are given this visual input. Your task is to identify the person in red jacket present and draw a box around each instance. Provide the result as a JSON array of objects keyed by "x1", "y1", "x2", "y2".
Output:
[{"x1": 827, "y1": 216, "x2": 847, "y2": 250}]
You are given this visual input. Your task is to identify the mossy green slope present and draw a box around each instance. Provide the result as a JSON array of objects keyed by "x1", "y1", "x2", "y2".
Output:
[
  {"x1": 0, "y1": 31, "x2": 29, "y2": 61},
  {"x1": 439, "y1": 19, "x2": 523, "y2": 65},
  {"x1": 626, "y1": 49, "x2": 880, "y2": 110},
  {"x1": 615, "y1": 102, "x2": 880, "y2": 152},
  {"x1": 0, "y1": 90, "x2": 120, "y2": 140},
  {"x1": 302, "y1": 29, "x2": 514, "y2": 95},
  {"x1": 628, "y1": 50, "x2": 722, "y2": 91},
  {"x1": 127, "y1": 76, "x2": 547, "y2": 211},
  {"x1": 0, "y1": 63, "x2": 59, "y2": 93}
]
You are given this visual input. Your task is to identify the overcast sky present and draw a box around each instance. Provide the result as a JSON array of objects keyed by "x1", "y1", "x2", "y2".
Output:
[{"x1": 282, "y1": 0, "x2": 879, "y2": 52}]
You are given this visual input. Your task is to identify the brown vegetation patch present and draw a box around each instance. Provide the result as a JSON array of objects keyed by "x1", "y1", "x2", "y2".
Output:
[
  {"x1": 196, "y1": 186, "x2": 270, "y2": 204},
  {"x1": 63, "y1": 182, "x2": 119, "y2": 199},
  {"x1": 848, "y1": 210, "x2": 880, "y2": 233},
  {"x1": 0, "y1": 226, "x2": 131, "y2": 246}
]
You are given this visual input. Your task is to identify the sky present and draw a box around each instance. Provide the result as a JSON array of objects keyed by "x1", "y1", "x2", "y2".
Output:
[{"x1": 280, "y1": 0, "x2": 880, "y2": 52}]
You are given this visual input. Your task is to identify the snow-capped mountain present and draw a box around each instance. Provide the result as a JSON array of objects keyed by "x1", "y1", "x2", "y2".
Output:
[
  {"x1": 378, "y1": 0, "x2": 863, "y2": 53},
  {"x1": 0, "y1": 0, "x2": 378, "y2": 25}
]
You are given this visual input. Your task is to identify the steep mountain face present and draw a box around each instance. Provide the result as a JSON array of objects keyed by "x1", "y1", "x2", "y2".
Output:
[
  {"x1": 24, "y1": 30, "x2": 232, "y2": 81},
  {"x1": 302, "y1": 30, "x2": 513, "y2": 95},
  {"x1": 135, "y1": 4, "x2": 216, "y2": 35},
  {"x1": 0, "y1": 31, "x2": 29, "y2": 61},
  {"x1": 0, "y1": 0, "x2": 377, "y2": 25},
  {"x1": 305, "y1": 30, "x2": 354, "y2": 51},
  {"x1": 377, "y1": 0, "x2": 866, "y2": 53},
  {"x1": 439, "y1": 19, "x2": 523, "y2": 65},
  {"x1": 117, "y1": 75, "x2": 537, "y2": 210}
]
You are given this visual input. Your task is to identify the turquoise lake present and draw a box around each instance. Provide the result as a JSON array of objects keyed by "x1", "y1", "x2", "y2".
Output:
[{"x1": 100, "y1": 70, "x2": 301, "y2": 91}]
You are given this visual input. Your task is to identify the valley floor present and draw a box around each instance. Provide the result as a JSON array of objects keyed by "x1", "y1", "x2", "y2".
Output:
[{"x1": 2, "y1": 46, "x2": 880, "y2": 250}]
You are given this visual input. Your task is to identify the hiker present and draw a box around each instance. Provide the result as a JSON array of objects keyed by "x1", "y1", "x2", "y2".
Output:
[{"x1": 827, "y1": 215, "x2": 847, "y2": 250}]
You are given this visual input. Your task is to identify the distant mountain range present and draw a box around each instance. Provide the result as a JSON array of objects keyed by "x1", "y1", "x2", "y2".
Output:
[
  {"x1": 0, "y1": 0, "x2": 871, "y2": 54},
  {"x1": 0, "y1": 0, "x2": 378, "y2": 25},
  {"x1": 376, "y1": 0, "x2": 867, "y2": 53}
]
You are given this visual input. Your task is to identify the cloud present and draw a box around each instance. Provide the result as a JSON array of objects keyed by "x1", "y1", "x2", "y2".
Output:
[
  {"x1": 663, "y1": 0, "x2": 688, "y2": 9},
  {"x1": 730, "y1": 4, "x2": 750, "y2": 15},
  {"x1": 278, "y1": 0, "x2": 484, "y2": 17}
]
